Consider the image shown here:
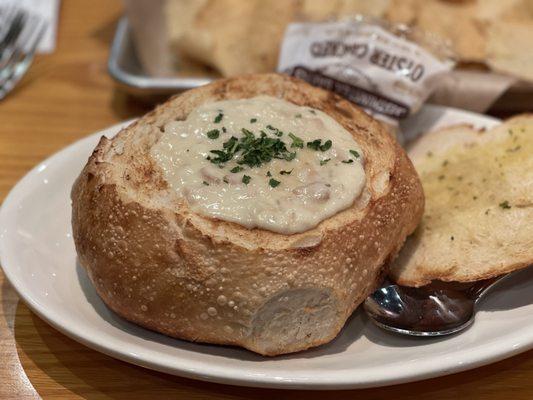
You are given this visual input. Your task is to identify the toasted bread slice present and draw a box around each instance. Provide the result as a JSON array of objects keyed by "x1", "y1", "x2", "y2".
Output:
[
  {"x1": 390, "y1": 116, "x2": 533, "y2": 287},
  {"x1": 71, "y1": 74, "x2": 423, "y2": 355}
]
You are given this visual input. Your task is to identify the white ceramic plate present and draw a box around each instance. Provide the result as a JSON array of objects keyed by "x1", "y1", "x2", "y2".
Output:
[{"x1": 2, "y1": 105, "x2": 532, "y2": 390}]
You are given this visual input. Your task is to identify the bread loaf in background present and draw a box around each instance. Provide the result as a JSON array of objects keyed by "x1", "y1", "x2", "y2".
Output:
[{"x1": 150, "y1": 0, "x2": 533, "y2": 81}]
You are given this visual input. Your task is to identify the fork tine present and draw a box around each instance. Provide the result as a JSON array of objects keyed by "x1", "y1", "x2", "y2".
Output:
[
  {"x1": 0, "y1": 17, "x2": 46, "y2": 100},
  {"x1": 0, "y1": 10, "x2": 27, "y2": 58},
  {"x1": 0, "y1": 13, "x2": 40, "y2": 71},
  {"x1": 0, "y1": 6, "x2": 16, "y2": 33}
]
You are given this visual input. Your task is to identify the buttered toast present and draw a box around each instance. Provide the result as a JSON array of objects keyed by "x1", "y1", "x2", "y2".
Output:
[{"x1": 391, "y1": 116, "x2": 533, "y2": 287}]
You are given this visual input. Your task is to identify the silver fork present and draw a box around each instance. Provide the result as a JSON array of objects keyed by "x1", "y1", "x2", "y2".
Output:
[{"x1": 0, "y1": 6, "x2": 46, "y2": 100}]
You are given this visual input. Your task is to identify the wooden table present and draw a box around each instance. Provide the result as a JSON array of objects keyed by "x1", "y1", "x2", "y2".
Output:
[{"x1": 1, "y1": 1, "x2": 533, "y2": 398}]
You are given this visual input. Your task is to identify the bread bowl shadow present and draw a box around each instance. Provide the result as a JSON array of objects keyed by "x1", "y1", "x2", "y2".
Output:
[{"x1": 76, "y1": 260, "x2": 366, "y2": 359}]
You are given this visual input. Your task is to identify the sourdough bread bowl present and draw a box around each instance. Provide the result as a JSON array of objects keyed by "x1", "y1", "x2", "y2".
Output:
[{"x1": 71, "y1": 73, "x2": 424, "y2": 355}]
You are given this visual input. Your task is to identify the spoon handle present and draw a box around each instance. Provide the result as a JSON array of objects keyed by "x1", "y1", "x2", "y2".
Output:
[{"x1": 469, "y1": 274, "x2": 508, "y2": 302}]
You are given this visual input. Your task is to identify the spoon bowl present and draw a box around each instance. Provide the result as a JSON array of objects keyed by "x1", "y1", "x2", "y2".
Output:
[{"x1": 364, "y1": 276, "x2": 505, "y2": 337}]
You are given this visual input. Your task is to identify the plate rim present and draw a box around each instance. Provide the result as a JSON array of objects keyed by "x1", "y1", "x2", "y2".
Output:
[{"x1": 4, "y1": 106, "x2": 531, "y2": 390}]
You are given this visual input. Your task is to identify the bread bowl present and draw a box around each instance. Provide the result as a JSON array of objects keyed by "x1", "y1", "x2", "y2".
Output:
[{"x1": 71, "y1": 73, "x2": 424, "y2": 355}]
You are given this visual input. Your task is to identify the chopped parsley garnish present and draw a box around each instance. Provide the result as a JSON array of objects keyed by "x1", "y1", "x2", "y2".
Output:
[
  {"x1": 207, "y1": 149, "x2": 232, "y2": 164},
  {"x1": 269, "y1": 178, "x2": 281, "y2": 188},
  {"x1": 309, "y1": 109, "x2": 316, "y2": 114},
  {"x1": 307, "y1": 139, "x2": 321, "y2": 151},
  {"x1": 320, "y1": 140, "x2": 332, "y2": 151},
  {"x1": 242, "y1": 128, "x2": 254, "y2": 137},
  {"x1": 230, "y1": 166, "x2": 244, "y2": 173},
  {"x1": 288, "y1": 133, "x2": 304, "y2": 148},
  {"x1": 342, "y1": 159, "x2": 354, "y2": 164},
  {"x1": 202, "y1": 181, "x2": 209, "y2": 186},
  {"x1": 223, "y1": 136, "x2": 239, "y2": 152},
  {"x1": 320, "y1": 158, "x2": 331, "y2": 166},
  {"x1": 266, "y1": 125, "x2": 283, "y2": 137},
  {"x1": 250, "y1": 118, "x2": 257, "y2": 123},
  {"x1": 295, "y1": 113, "x2": 302, "y2": 118},
  {"x1": 242, "y1": 175, "x2": 251, "y2": 185},
  {"x1": 214, "y1": 112, "x2": 224, "y2": 123},
  {"x1": 207, "y1": 129, "x2": 220, "y2": 139},
  {"x1": 307, "y1": 139, "x2": 332, "y2": 152},
  {"x1": 349, "y1": 149, "x2": 360, "y2": 158},
  {"x1": 280, "y1": 169, "x2": 292, "y2": 175},
  {"x1": 266, "y1": 171, "x2": 272, "y2": 177},
  {"x1": 223, "y1": 177, "x2": 229, "y2": 184},
  {"x1": 207, "y1": 129, "x2": 296, "y2": 168},
  {"x1": 222, "y1": 126, "x2": 227, "y2": 133},
  {"x1": 499, "y1": 200, "x2": 511, "y2": 209}
]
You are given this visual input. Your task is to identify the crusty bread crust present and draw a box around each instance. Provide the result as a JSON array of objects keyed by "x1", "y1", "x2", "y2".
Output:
[
  {"x1": 71, "y1": 73, "x2": 424, "y2": 355},
  {"x1": 391, "y1": 115, "x2": 533, "y2": 287}
]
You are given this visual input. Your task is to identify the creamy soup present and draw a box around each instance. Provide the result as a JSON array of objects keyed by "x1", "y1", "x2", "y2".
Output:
[{"x1": 150, "y1": 96, "x2": 366, "y2": 234}]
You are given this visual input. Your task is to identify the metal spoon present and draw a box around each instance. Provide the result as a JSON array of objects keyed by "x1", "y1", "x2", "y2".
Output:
[{"x1": 364, "y1": 275, "x2": 506, "y2": 337}]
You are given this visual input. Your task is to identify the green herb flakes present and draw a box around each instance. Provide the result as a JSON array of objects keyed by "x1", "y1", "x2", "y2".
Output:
[
  {"x1": 202, "y1": 181, "x2": 209, "y2": 186},
  {"x1": 307, "y1": 139, "x2": 321, "y2": 151},
  {"x1": 320, "y1": 159, "x2": 331, "y2": 166},
  {"x1": 288, "y1": 133, "x2": 304, "y2": 148},
  {"x1": 269, "y1": 178, "x2": 281, "y2": 188},
  {"x1": 265, "y1": 125, "x2": 283, "y2": 137},
  {"x1": 230, "y1": 166, "x2": 244, "y2": 173},
  {"x1": 507, "y1": 145, "x2": 521, "y2": 153},
  {"x1": 280, "y1": 169, "x2": 292, "y2": 175},
  {"x1": 242, "y1": 175, "x2": 251, "y2": 185},
  {"x1": 307, "y1": 139, "x2": 332, "y2": 152},
  {"x1": 207, "y1": 129, "x2": 220, "y2": 139},
  {"x1": 214, "y1": 112, "x2": 224, "y2": 123},
  {"x1": 349, "y1": 149, "x2": 360, "y2": 158},
  {"x1": 499, "y1": 201, "x2": 511, "y2": 209},
  {"x1": 342, "y1": 159, "x2": 354, "y2": 164},
  {"x1": 320, "y1": 140, "x2": 332, "y2": 151},
  {"x1": 250, "y1": 118, "x2": 257, "y2": 123}
]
